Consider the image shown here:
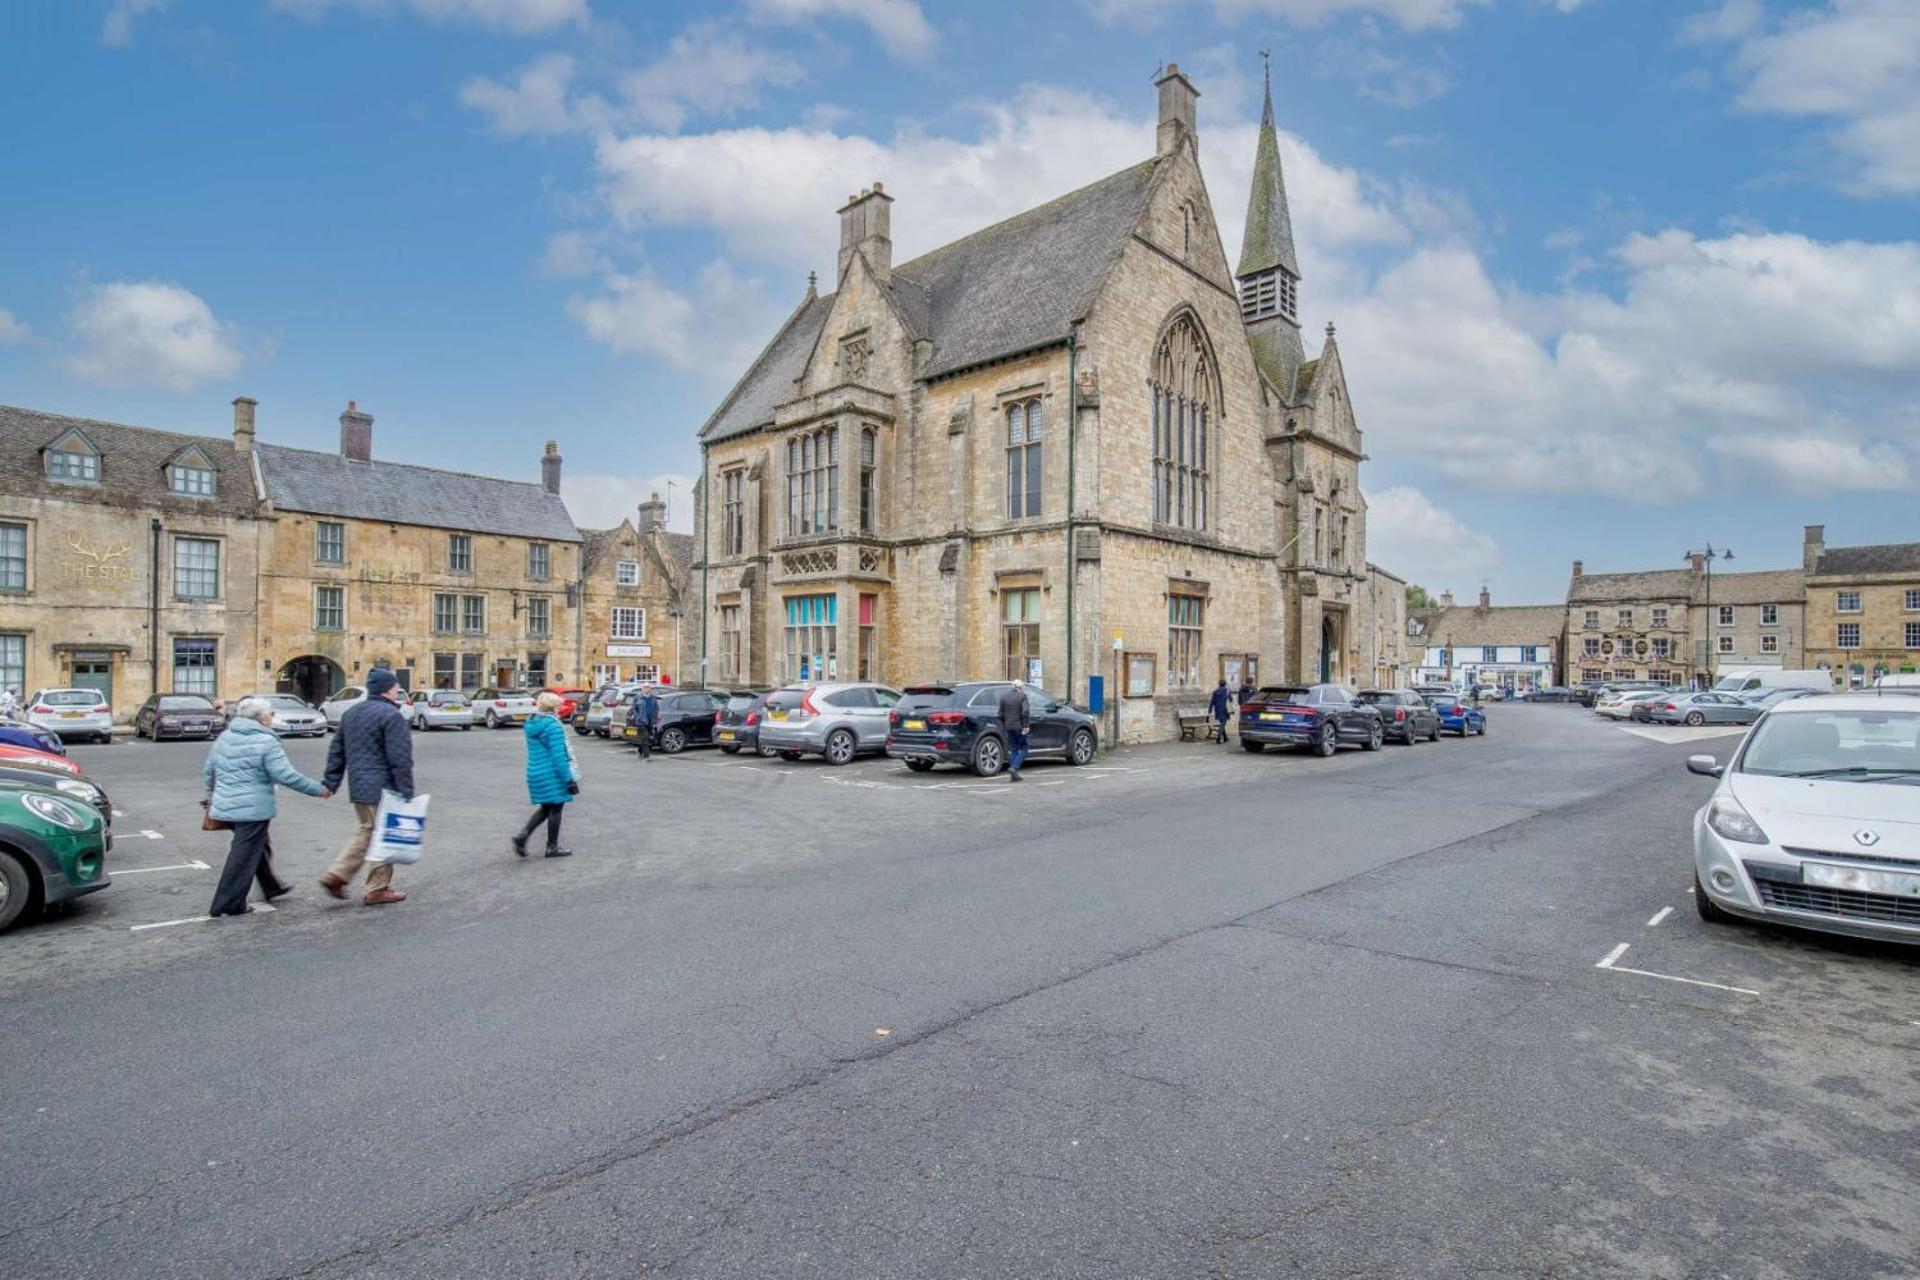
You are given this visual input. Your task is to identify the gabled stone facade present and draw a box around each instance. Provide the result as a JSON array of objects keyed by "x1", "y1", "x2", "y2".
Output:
[{"x1": 691, "y1": 62, "x2": 1385, "y2": 740}]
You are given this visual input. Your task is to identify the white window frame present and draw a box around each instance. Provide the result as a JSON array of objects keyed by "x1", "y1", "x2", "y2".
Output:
[
  {"x1": 616, "y1": 559, "x2": 640, "y2": 586},
  {"x1": 1717, "y1": 605, "x2": 1734, "y2": 626},
  {"x1": 1583, "y1": 611, "x2": 1599, "y2": 630},
  {"x1": 0, "y1": 522, "x2": 26, "y2": 592},
  {"x1": 173, "y1": 537, "x2": 220, "y2": 600},
  {"x1": 316, "y1": 521, "x2": 345, "y2": 565},
  {"x1": 1906, "y1": 621, "x2": 1920, "y2": 650},
  {"x1": 169, "y1": 463, "x2": 215, "y2": 497},
  {"x1": 1717, "y1": 634, "x2": 1734, "y2": 654},
  {"x1": 1651, "y1": 607, "x2": 1667, "y2": 628},
  {"x1": 460, "y1": 594, "x2": 486, "y2": 635},
  {"x1": 314, "y1": 584, "x2": 345, "y2": 631},
  {"x1": 1837, "y1": 622, "x2": 1861, "y2": 649},
  {"x1": 47, "y1": 449, "x2": 98, "y2": 483},
  {"x1": 172, "y1": 637, "x2": 218, "y2": 697},
  {"x1": 612, "y1": 607, "x2": 647, "y2": 640},
  {"x1": 1617, "y1": 608, "x2": 1633, "y2": 628},
  {"x1": 526, "y1": 596, "x2": 550, "y2": 638},
  {"x1": 1760, "y1": 634, "x2": 1779, "y2": 654},
  {"x1": 1761, "y1": 604, "x2": 1778, "y2": 626},
  {"x1": 527, "y1": 542, "x2": 550, "y2": 581},
  {"x1": 1836, "y1": 591, "x2": 1862, "y2": 613},
  {"x1": 1905, "y1": 589, "x2": 1920, "y2": 612}
]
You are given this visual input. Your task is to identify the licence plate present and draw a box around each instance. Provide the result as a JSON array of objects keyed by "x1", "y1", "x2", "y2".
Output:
[
  {"x1": 769, "y1": 710, "x2": 788, "y2": 721},
  {"x1": 1260, "y1": 713, "x2": 1287, "y2": 722},
  {"x1": 904, "y1": 718, "x2": 927, "y2": 730},
  {"x1": 717, "y1": 730, "x2": 735, "y2": 741},
  {"x1": 61, "y1": 712, "x2": 84, "y2": 719},
  {"x1": 1803, "y1": 862, "x2": 1920, "y2": 898}
]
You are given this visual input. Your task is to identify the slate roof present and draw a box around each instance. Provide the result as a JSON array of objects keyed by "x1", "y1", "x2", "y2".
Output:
[
  {"x1": 257, "y1": 443, "x2": 580, "y2": 542},
  {"x1": 578, "y1": 526, "x2": 626, "y2": 573},
  {"x1": 699, "y1": 158, "x2": 1165, "y2": 443},
  {"x1": 1567, "y1": 568, "x2": 1698, "y2": 604},
  {"x1": 658, "y1": 531, "x2": 695, "y2": 589},
  {"x1": 1419, "y1": 604, "x2": 1566, "y2": 648},
  {"x1": 1814, "y1": 543, "x2": 1920, "y2": 578},
  {"x1": 0, "y1": 403, "x2": 260, "y2": 517},
  {"x1": 1703, "y1": 568, "x2": 1804, "y2": 604}
]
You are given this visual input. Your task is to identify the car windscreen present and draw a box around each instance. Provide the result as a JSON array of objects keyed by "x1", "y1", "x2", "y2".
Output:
[
  {"x1": 43, "y1": 691, "x2": 104, "y2": 707},
  {"x1": 160, "y1": 696, "x2": 214, "y2": 711},
  {"x1": 1739, "y1": 709, "x2": 1920, "y2": 777},
  {"x1": 1355, "y1": 692, "x2": 1401, "y2": 705},
  {"x1": 264, "y1": 695, "x2": 307, "y2": 709}
]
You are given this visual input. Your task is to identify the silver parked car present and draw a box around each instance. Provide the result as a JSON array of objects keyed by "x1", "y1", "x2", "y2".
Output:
[
  {"x1": 587, "y1": 684, "x2": 636, "y2": 738},
  {"x1": 1647, "y1": 691, "x2": 1760, "y2": 727},
  {"x1": 757, "y1": 682, "x2": 903, "y2": 765},
  {"x1": 1688, "y1": 693, "x2": 1920, "y2": 945},
  {"x1": 239, "y1": 692, "x2": 327, "y2": 737},
  {"x1": 408, "y1": 689, "x2": 474, "y2": 730}
]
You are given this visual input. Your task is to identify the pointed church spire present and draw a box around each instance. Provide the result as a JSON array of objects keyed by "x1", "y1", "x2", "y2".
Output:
[{"x1": 1237, "y1": 52, "x2": 1300, "y2": 280}]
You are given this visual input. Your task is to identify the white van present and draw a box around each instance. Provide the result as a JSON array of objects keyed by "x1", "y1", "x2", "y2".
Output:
[
  {"x1": 1710, "y1": 668, "x2": 1835, "y2": 697},
  {"x1": 1872, "y1": 672, "x2": 1920, "y2": 690}
]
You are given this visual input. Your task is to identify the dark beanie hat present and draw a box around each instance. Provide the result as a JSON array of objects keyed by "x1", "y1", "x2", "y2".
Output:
[{"x1": 366, "y1": 668, "x2": 399, "y2": 697}]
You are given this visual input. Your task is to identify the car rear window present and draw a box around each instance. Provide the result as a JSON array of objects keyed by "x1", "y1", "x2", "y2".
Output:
[
  {"x1": 764, "y1": 690, "x2": 808, "y2": 711},
  {"x1": 1258, "y1": 687, "x2": 1312, "y2": 704},
  {"x1": 43, "y1": 691, "x2": 105, "y2": 707},
  {"x1": 726, "y1": 694, "x2": 758, "y2": 711},
  {"x1": 500, "y1": 688, "x2": 529, "y2": 698},
  {"x1": 160, "y1": 696, "x2": 214, "y2": 711},
  {"x1": 431, "y1": 692, "x2": 466, "y2": 705},
  {"x1": 896, "y1": 689, "x2": 956, "y2": 714}
]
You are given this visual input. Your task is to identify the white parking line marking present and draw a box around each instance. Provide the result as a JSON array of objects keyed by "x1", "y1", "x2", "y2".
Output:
[
  {"x1": 137, "y1": 829, "x2": 165, "y2": 840},
  {"x1": 1594, "y1": 943, "x2": 1757, "y2": 996},
  {"x1": 114, "y1": 860, "x2": 212, "y2": 875},
  {"x1": 112, "y1": 809, "x2": 127, "y2": 817},
  {"x1": 1646, "y1": 907, "x2": 1673, "y2": 927},
  {"x1": 131, "y1": 903, "x2": 275, "y2": 932}
]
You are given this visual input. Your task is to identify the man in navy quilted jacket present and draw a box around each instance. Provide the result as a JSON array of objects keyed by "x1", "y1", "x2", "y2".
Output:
[{"x1": 319, "y1": 668, "x2": 416, "y2": 906}]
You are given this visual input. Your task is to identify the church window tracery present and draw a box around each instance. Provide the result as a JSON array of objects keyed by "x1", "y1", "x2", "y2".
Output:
[{"x1": 1150, "y1": 312, "x2": 1216, "y2": 530}]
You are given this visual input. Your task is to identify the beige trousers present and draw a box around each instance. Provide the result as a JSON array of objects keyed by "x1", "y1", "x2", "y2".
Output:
[{"x1": 326, "y1": 802, "x2": 395, "y2": 892}]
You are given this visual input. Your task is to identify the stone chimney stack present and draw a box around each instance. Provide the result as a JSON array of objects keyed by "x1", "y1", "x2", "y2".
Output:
[
  {"x1": 1688, "y1": 552, "x2": 1707, "y2": 575},
  {"x1": 1155, "y1": 62, "x2": 1198, "y2": 157},
  {"x1": 1571, "y1": 559, "x2": 1584, "y2": 579},
  {"x1": 339, "y1": 401, "x2": 373, "y2": 462},
  {"x1": 1478, "y1": 585, "x2": 1491, "y2": 609},
  {"x1": 1803, "y1": 524, "x2": 1826, "y2": 574},
  {"x1": 837, "y1": 182, "x2": 894, "y2": 287},
  {"x1": 1440, "y1": 590, "x2": 1455, "y2": 608},
  {"x1": 636, "y1": 491, "x2": 666, "y2": 534},
  {"x1": 231, "y1": 396, "x2": 257, "y2": 454},
  {"x1": 541, "y1": 440, "x2": 562, "y2": 495}
]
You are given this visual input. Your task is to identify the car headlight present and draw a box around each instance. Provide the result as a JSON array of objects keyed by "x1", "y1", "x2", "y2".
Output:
[
  {"x1": 54, "y1": 779, "x2": 103, "y2": 805},
  {"x1": 23, "y1": 792, "x2": 90, "y2": 831},
  {"x1": 1707, "y1": 794, "x2": 1767, "y2": 844}
]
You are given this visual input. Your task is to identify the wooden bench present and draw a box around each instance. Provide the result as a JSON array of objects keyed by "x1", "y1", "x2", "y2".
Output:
[{"x1": 1175, "y1": 706, "x2": 1226, "y2": 742}]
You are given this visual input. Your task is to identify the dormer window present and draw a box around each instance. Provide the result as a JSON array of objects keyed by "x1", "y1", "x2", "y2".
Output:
[
  {"x1": 45, "y1": 429, "x2": 100, "y2": 483},
  {"x1": 1237, "y1": 268, "x2": 1298, "y2": 324},
  {"x1": 167, "y1": 447, "x2": 217, "y2": 498}
]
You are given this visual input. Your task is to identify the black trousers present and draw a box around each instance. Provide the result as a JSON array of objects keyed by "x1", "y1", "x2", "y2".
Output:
[
  {"x1": 517, "y1": 803, "x2": 565, "y2": 849},
  {"x1": 634, "y1": 727, "x2": 651, "y2": 759},
  {"x1": 210, "y1": 820, "x2": 289, "y2": 916}
]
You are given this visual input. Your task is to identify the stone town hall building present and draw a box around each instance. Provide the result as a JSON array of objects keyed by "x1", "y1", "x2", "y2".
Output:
[{"x1": 692, "y1": 64, "x2": 1379, "y2": 740}]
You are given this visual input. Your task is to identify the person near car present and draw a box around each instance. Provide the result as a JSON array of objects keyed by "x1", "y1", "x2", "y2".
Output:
[
  {"x1": 203, "y1": 697, "x2": 330, "y2": 918},
  {"x1": 996, "y1": 681, "x2": 1031, "y2": 782},
  {"x1": 513, "y1": 691, "x2": 576, "y2": 859},
  {"x1": 319, "y1": 667, "x2": 415, "y2": 906},
  {"x1": 0, "y1": 687, "x2": 15, "y2": 717},
  {"x1": 1236, "y1": 678, "x2": 1256, "y2": 709},
  {"x1": 1209, "y1": 679, "x2": 1234, "y2": 744},
  {"x1": 629, "y1": 683, "x2": 659, "y2": 761}
]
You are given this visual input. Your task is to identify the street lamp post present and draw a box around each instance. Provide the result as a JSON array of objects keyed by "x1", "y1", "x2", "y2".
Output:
[{"x1": 1684, "y1": 543, "x2": 1735, "y2": 688}]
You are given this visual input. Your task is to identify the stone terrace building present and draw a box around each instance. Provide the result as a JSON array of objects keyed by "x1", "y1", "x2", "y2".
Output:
[
  {"x1": 1566, "y1": 557, "x2": 1806, "y2": 688},
  {"x1": 254, "y1": 403, "x2": 583, "y2": 701},
  {"x1": 577, "y1": 493, "x2": 696, "y2": 689},
  {"x1": 1359, "y1": 563, "x2": 1407, "y2": 689},
  {"x1": 1688, "y1": 566, "x2": 1804, "y2": 679},
  {"x1": 1803, "y1": 524, "x2": 1920, "y2": 687},
  {"x1": 692, "y1": 64, "x2": 1382, "y2": 740},
  {"x1": 1411, "y1": 590, "x2": 1562, "y2": 692},
  {"x1": 0, "y1": 403, "x2": 266, "y2": 716}
]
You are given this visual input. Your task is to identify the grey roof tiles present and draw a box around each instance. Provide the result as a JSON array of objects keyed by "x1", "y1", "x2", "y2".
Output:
[
  {"x1": 1814, "y1": 543, "x2": 1920, "y2": 577},
  {"x1": 257, "y1": 443, "x2": 580, "y2": 542},
  {"x1": 0, "y1": 403, "x2": 260, "y2": 517}
]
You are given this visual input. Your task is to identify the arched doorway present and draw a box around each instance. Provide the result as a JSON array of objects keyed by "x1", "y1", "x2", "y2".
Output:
[
  {"x1": 1320, "y1": 616, "x2": 1337, "y2": 684},
  {"x1": 277, "y1": 655, "x2": 346, "y2": 706}
]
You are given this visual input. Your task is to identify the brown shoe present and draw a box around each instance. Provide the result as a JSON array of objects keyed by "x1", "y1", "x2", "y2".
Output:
[
  {"x1": 319, "y1": 873, "x2": 348, "y2": 900},
  {"x1": 363, "y1": 888, "x2": 408, "y2": 906}
]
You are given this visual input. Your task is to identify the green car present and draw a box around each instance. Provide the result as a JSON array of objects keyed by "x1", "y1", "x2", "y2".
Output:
[{"x1": 0, "y1": 778, "x2": 110, "y2": 933}]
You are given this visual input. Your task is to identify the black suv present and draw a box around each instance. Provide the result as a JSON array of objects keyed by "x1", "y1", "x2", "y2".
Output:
[
  {"x1": 714, "y1": 689, "x2": 775, "y2": 756},
  {"x1": 621, "y1": 688, "x2": 727, "y2": 754},
  {"x1": 886, "y1": 682, "x2": 1099, "y2": 776},
  {"x1": 1239, "y1": 684, "x2": 1385, "y2": 756},
  {"x1": 1357, "y1": 689, "x2": 1439, "y2": 744}
]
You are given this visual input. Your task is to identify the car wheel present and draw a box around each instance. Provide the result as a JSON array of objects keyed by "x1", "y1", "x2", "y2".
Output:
[
  {"x1": 1362, "y1": 723, "x2": 1384, "y2": 751},
  {"x1": 0, "y1": 849, "x2": 33, "y2": 933},
  {"x1": 905, "y1": 758, "x2": 937, "y2": 773},
  {"x1": 660, "y1": 728, "x2": 688, "y2": 755},
  {"x1": 1477, "y1": 719, "x2": 1488, "y2": 736},
  {"x1": 824, "y1": 729, "x2": 856, "y2": 766},
  {"x1": 1695, "y1": 873, "x2": 1736, "y2": 925},
  {"x1": 1313, "y1": 722, "x2": 1337, "y2": 757},
  {"x1": 484, "y1": 711, "x2": 499, "y2": 729},
  {"x1": 720, "y1": 745, "x2": 740, "y2": 755},
  {"x1": 1685, "y1": 711, "x2": 1705, "y2": 727},
  {"x1": 759, "y1": 744, "x2": 780, "y2": 758},
  {"x1": 1242, "y1": 740, "x2": 1264, "y2": 753},
  {"x1": 972, "y1": 736, "x2": 1006, "y2": 777},
  {"x1": 780, "y1": 750, "x2": 802, "y2": 762},
  {"x1": 1067, "y1": 728, "x2": 1096, "y2": 766}
]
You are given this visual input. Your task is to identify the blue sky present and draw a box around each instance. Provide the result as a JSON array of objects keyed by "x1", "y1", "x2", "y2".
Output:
[{"x1": 3, "y1": 0, "x2": 1917, "y2": 601}]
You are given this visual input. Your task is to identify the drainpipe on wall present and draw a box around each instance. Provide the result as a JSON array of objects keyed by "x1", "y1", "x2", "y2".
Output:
[
  {"x1": 699, "y1": 443, "x2": 710, "y2": 690},
  {"x1": 1064, "y1": 331, "x2": 1077, "y2": 704},
  {"x1": 149, "y1": 517, "x2": 162, "y2": 698}
]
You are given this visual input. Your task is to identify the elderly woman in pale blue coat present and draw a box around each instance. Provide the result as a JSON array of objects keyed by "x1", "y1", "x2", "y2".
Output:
[
  {"x1": 203, "y1": 696, "x2": 329, "y2": 917},
  {"x1": 512, "y1": 691, "x2": 577, "y2": 859}
]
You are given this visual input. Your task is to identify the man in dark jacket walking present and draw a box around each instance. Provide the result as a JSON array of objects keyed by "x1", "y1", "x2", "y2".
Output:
[
  {"x1": 996, "y1": 681, "x2": 1032, "y2": 782},
  {"x1": 1209, "y1": 678, "x2": 1235, "y2": 744},
  {"x1": 628, "y1": 683, "x2": 659, "y2": 760},
  {"x1": 319, "y1": 668, "x2": 416, "y2": 906}
]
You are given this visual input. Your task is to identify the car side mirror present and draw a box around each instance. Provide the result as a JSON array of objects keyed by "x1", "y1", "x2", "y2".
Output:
[{"x1": 1685, "y1": 755, "x2": 1724, "y2": 778}]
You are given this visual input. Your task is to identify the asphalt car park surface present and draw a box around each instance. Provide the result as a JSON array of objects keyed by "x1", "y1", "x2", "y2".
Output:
[{"x1": 2, "y1": 705, "x2": 1915, "y2": 1279}]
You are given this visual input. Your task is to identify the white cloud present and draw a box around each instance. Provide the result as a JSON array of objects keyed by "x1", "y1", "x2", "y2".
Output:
[
  {"x1": 1087, "y1": 0, "x2": 1492, "y2": 30},
  {"x1": 566, "y1": 260, "x2": 782, "y2": 380},
  {"x1": 562, "y1": 471, "x2": 698, "y2": 533},
  {"x1": 0, "y1": 309, "x2": 29, "y2": 344},
  {"x1": 66, "y1": 281, "x2": 246, "y2": 391},
  {"x1": 1366, "y1": 486, "x2": 1502, "y2": 586},
  {"x1": 1700, "y1": 0, "x2": 1920, "y2": 195},
  {"x1": 1315, "y1": 35, "x2": 1455, "y2": 107},
  {"x1": 1706, "y1": 432, "x2": 1916, "y2": 493},
  {"x1": 745, "y1": 0, "x2": 935, "y2": 58},
  {"x1": 461, "y1": 53, "x2": 585, "y2": 137},
  {"x1": 538, "y1": 228, "x2": 610, "y2": 278},
  {"x1": 618, "y1": 23, "x2": 807, "y2": 131},
  {"x1": 101, "y1": 0, "x2": 166, "y2": 47},
  {"x1": 271, "y1": 0, "x2": 587, "y2": 34}
]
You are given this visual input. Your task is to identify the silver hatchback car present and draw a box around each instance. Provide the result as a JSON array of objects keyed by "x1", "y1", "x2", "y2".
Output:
[{"x1": 757, "y1": 682, "x2": 903, "y2": 765}]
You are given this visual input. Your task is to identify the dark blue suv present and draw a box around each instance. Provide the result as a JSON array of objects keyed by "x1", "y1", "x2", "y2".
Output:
[{"x1": 1239, "y1": 684, "x2": 1385, "y2": 756}]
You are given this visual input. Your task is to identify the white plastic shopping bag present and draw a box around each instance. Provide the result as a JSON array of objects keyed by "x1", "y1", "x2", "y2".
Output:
[{"x1": 368, "y1": 790, "x2": 430, "y2": 865}]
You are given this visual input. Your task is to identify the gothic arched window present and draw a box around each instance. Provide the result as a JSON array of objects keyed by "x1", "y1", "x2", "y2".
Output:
[{"x1": 1149, "y1": 312, "x2": 1217, "y2": 530}]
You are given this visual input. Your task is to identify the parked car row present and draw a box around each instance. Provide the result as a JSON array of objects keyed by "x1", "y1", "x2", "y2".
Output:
[
  {"x1": 0, "y1": 740, "x2": 112, "y2": 934},
  {"x1": 1233, "y1": 684, "x2": 1488, "y2": 758}
]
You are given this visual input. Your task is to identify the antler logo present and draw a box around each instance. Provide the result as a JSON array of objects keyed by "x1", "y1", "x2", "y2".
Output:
[{"x1": 67, "y1": 533, "x2": 132, "y2": 564}]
